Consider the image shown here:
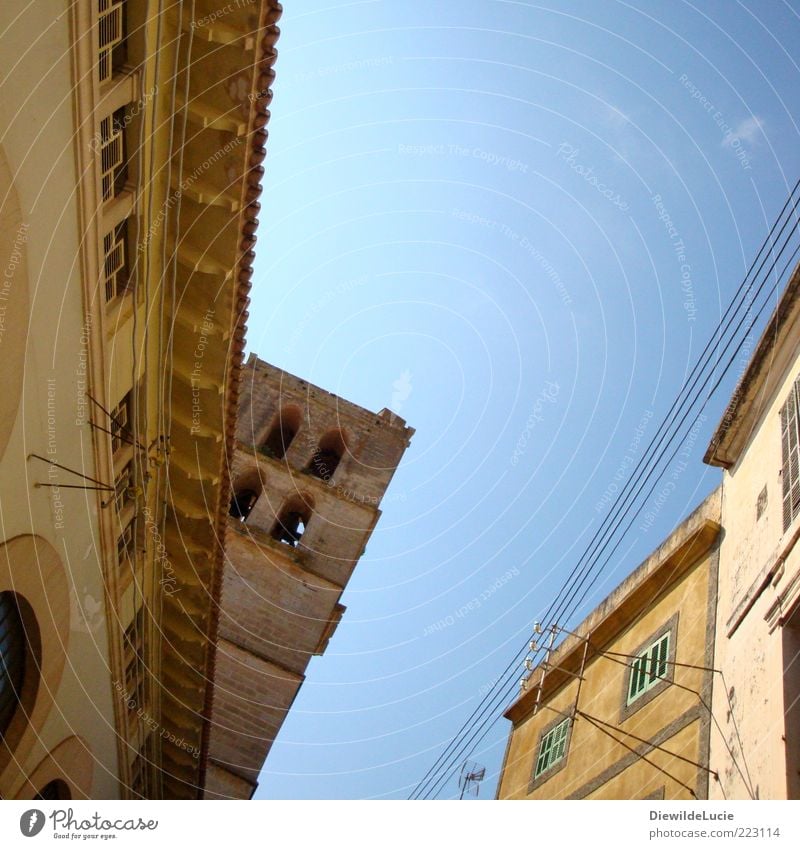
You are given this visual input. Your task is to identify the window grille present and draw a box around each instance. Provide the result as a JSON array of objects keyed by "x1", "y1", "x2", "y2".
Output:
[
  {"x1": 114, "y1": 460, "x2": 134, "y2": 513},
  {"x1": 110, "y1": 390, "x2": 132, "y2": 453},
  {"x1": 103, "y1": 220, "x2": 130, "y2": 302},
  {"x1": 98, "y1": 0, "x2": 125, "y2": 83},
  {"x1": 99, "y1": 109, "x2": 126, "y2": 201},
  {"x1": 781, "y1": 376, "x2": 800, "y2": 531}
]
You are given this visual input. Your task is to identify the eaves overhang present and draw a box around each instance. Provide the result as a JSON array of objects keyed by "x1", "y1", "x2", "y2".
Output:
[
  {"x1": 704, "y1": 262, "x2": 800, "y2": 470},
  {"x1": 504, "y1": 490, "x2": 721, "y2": 726}
]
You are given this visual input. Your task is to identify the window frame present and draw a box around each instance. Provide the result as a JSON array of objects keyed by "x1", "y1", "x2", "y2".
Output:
[
  {"x1": 619, "y1": 614, "x2": 678, "y2": 722},
  {"x1": 780, "y1": 375, "x2": 800, "y2": 532},
  {"x1": 627, "y1": 631, "x2": 671, "y2": 704},
  {"x1": 528, "y1": 709, "x2": 574, "y2": 792}
]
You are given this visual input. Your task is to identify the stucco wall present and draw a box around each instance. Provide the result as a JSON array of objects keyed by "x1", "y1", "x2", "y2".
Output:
[
  {"x1": 499, "y1": 525, "x2": 717, "y2": 800},
  {"x1": 710, "y1": 354, "x2": 800, "y2": 800}
]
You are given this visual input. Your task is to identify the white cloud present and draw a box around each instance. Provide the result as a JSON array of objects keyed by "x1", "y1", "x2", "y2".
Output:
[{"x1": 724, "y1": 116, "x2": 765, "y2": 147}]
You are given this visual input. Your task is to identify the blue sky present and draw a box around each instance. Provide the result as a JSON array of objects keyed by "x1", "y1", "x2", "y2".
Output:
[{"x1": 247, "y1": 0, "x2": 800, "y2": 799}]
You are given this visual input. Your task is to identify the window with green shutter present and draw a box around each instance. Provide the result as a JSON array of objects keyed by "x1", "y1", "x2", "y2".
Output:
[
  {"x1": 533, "y1": 717, "x2": 570, "y2": 779},
  {"x1": 781, "y1": 376, "x2": 800, "y2": 532},
  {"x1": 627, "y1": 631, "x2": 670, "y2": 705}
]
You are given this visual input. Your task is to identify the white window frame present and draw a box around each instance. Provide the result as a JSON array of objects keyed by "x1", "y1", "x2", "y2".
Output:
[
  {"x1": 627, "y1": 631, "x2": 671, "y2": 705},
  {"x1": 533, "y1": 716, "x2": 570, "y2": 779}
]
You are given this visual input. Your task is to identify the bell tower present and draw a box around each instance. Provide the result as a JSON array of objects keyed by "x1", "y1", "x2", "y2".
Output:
[{"x1": 205, "y1": 354, "x2": 414, "y2": 798}]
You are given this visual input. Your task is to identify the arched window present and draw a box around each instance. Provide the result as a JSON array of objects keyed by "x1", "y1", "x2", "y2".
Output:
[
  {"x1": 262, "y1": 405, "x2": 301, "y2": 459},
  {"x1": 307, "y1": 429, "x2": 347, "y2": 481},
  {"x1": 0, "y1": 592, "x2": 27, "y2": 740},
  {"x1": 34, "y1": 779, "x2": 71, "y2": 800},
  {"x1": 229, "y1": 489, "x2": 258, "y2": 521},
  {"x1": 229, "y1": 471, "x2": 263, "y2": 522},
  {"x1": 271, "y1": 495, "x2": 313, "y2": 547}
]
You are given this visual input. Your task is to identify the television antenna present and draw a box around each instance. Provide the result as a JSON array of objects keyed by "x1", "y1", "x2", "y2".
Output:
[{"x1": 458, "y1": 760, "x2": 486, "y2": 799}]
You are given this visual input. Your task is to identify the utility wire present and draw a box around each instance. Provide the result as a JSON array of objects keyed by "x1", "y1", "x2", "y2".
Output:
[{"x1": 410, "y1": 181, "x2": 800, "y2": 800}]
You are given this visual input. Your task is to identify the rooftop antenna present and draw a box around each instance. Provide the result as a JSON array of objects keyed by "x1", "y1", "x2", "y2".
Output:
[{"x1": 458, "y1": 760, "x2": 486, "y2": 799}]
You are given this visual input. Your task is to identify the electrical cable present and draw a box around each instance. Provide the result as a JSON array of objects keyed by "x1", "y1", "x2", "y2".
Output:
[{"x1": 410, "y1": 183, "x2": 800, "y2": 800}]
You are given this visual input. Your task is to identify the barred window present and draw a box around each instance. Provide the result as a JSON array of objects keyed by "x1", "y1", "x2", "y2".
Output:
[
  {"x1": 103, "y1": 220, "x2": 130, "y2": 303},
  {"x1": 99, "y1": 107, "x2": 128, "y2": 202},
  {"x1": 98, "y1": 0, "x2": 127, "y2": 83},
  {"x1": 123, "y1": 606, "x2": 146, "y2": 722},
  {"x1": 533, "y1": 717, "x2": 570, "y2": 779},
  {"x1": 114, "y1": 460, "x2": 135, "y2": 514},
  {"x1": 110, "y1": 390, "x2": 133, "y2": 454},
  {"x1": 781, "y1": 376, "x2": 800, "y2": 531},
  {"x1": 628, "y1": 632, "x2": 670, "y2": 704},
  {"x1": 0, "y1": 591, "x2": 26, "y2": 738}
]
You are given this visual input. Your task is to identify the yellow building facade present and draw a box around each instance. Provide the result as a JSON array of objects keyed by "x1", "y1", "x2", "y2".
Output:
[
  {"x1": 0, "y1": 0, "x2": 281, "y2": 799},
  {"x1": 497, "y1": 492, "x2": 721, "y2": 800}
]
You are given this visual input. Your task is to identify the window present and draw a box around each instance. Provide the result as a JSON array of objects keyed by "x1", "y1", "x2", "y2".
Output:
[
  {"x1": 130, "y1": 733, "x2": 156, "y2": 798},
  {"x1": 98, "y1": 0, "x2": 127, "y2": 83},
  {"x1": 533, "y1": 717, "x2": 570, "y2": 780},
  {"x1": 117, "y1": 518, "x2": 136, "y2": 586},
  {"x1": 110, "y1": 389, "x2": 133, "y2": 454},
  {"x1": 122, "y1": 607, "x2": 146, "y2": 724},
  {"x1": 114, "y1": 460, "x2": 135, "y2": 514},
  {"x1": 0, "y1": 591, "x2": 26, "y2": 739},
  {"x1": 781, "y1": 376, "x2": 800, "y2": 531},
  {"x1": 35, "y1": 779, "x2": 71, "y2": 801},
  {"x1": 261, "y1": 406, "x2": 300, "y2": 459},
  {"x1": 103, "y1": 220, "x2": 130, "y2": 303},
  {"x1": 99, "y1": 107, "x2": 128, "y2": 201},
  {"x1": 229, "y1": 488, "x2": 258, "y2": 521},
  {"x1": 307, "y1": 429, "x2": 347, "y2": 481},
  {"x1": 271, "y1": 496, "x2": 313, "y2": 547},
  {"x1": 628, "y1": 632, "x2": 670, "y2": 705}
]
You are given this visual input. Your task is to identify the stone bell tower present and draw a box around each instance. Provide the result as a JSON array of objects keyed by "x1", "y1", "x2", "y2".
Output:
[{"x1": 204, "y1": 354, "x2": 414, "y2": 798}]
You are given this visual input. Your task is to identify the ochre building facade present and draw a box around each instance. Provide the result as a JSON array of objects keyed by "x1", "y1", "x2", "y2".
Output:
[
  {"x1": 497, "y1": 492, "x2": 721, "y2": 800},
  {"x1": 0, "y1": 0, "x2": 283, "y2": 799}
]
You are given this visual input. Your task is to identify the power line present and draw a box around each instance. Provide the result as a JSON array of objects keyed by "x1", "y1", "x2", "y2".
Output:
[{"x1": 410, "y1": 180, "x2": 800, "y2": 799}]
